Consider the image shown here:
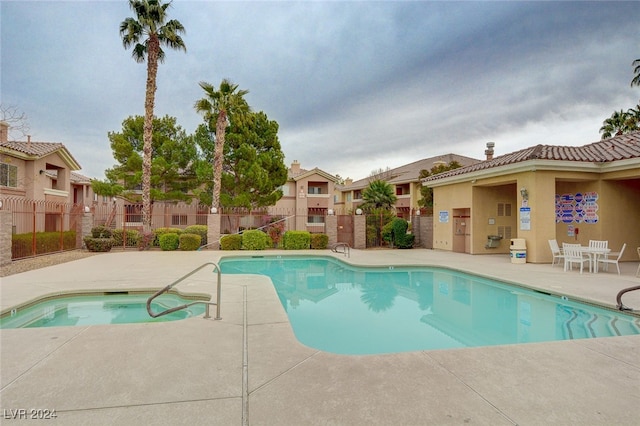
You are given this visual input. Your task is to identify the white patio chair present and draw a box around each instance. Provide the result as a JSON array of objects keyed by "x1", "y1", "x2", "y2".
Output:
[
  {"x1": 563, "y1": 243, "x2": 591, "y2": 274},
  {"x1": 548, "y1": 239, "x2": 564, "y2": 267},
  {"x1": 588, "y1": 240, "x2": 608, "y2": 250},
  {"x1": 597, "y1": 243, "x2": 626, "y2": 275}
]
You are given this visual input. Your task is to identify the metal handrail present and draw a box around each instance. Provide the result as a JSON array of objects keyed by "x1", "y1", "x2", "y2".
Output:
[
  {"x1": 331, "y1": 242, "x2": 350, "y2": 257},
  {"x1": 146, "y1": 262, "x2": 222, "y2": 320},
  {"x1": 615, "y1": 285, "x2": 640, "y2": 311}
]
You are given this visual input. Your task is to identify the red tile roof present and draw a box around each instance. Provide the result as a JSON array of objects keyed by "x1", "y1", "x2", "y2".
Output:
[{"x1": 423, "y1": 131, "x2": 640, "y2": 182}]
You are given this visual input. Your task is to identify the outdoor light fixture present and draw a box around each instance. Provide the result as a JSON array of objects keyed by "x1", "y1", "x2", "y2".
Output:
[
  {"x1": 0, "y1": 200, "x2": 3, "y2": 210},
  {"x1": 355, "y1": 208, "x2": 363, "y2": 215},
  {"x1": 39, "y1": 169, "x2": 44, "y2": 175},
  {"x1": 520, "y1": 187, "x2": 529, "y2": 200},
  {"x1": 327, "y1": 209, "x2": 334, "y2": 215},
  {"x1": 210, "y1": 207, "x2": 218, "y2": 214},
  {"x1": 84, "y1": 206, "x2": 90, "y2": 213},
  {"x1": 415, "y1": 209, "x2": 421, "y2": 216}
]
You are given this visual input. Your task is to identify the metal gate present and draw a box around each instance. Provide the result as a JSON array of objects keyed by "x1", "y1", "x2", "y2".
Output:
[{"x1": 337, "y1": 215, "x2": 353, "y2": 247}]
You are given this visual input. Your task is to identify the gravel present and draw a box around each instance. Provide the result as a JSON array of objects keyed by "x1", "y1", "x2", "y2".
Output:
[{"x1": 0, "y1": 251, "x2": 100, "y2": 277}]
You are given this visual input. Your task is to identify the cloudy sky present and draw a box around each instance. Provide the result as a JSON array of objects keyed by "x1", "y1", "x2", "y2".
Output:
[{"x1": 2, "y1": 1, "x2": 639, "y2": 181}]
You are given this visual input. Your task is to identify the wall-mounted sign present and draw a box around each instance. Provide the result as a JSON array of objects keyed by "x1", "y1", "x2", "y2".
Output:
[
  {"x1": 438, "y1": 211, "x2": 449, "y2": 223},
  {"x1": 520, "y1": 207, "x2": 531, "y2": 231},
  {"x1": 555, "y1": 192, "x2": 599, "y2": 224}
]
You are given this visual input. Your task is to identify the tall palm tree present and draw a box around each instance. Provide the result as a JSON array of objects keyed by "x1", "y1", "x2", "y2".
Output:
[
  {"x1": 120, "y1": 0, "x2": 186, "y2": 230},
  {"x1": 631, "y1": 59, "x2": 640, "y2": 87},
  {"x1": 599, "y1": 109, "x2": 629, "y2": 139},
  {"x1": 194, "y1": 80, "x2": 250, "y2": 210}
]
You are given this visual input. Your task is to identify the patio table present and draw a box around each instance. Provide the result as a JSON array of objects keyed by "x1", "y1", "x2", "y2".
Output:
[{"x1": 580, "y1": 246, "x2": 611, "y2": 273}]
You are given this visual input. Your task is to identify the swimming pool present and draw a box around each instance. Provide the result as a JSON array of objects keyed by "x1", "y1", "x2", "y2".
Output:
[
  {"x1": 0, "y1": 292, "x2": 207, "y2": 329},
  {"x1": 219, "y1": 255, "x2": 640, "y2": 354}
]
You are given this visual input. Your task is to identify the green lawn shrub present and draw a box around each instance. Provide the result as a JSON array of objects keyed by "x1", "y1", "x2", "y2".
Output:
[
  {"x1": 283, "y1": 231, "x2": 310, "y2": 250},
  {"x1": 220, "y1": 234, "x2": 242, "y2": 250},
  {"x1": 91, "y1": 225, "x2": 112, "y2": 239},
  {"x1": 159, "y1": 233, "x2": 180, "y2": 251},
  {"x1": 310, "y1": 233, "x2": 329, "y2": 249},
  {"x1": 153, "y1": 227, "x2": 182, "y2": 247},
  {"x1": 382, "y1": 218, "x2": 415, "y2": 249},
  {"x1": 12, "y1": 231, "x2": 77, "y2": 258},
  {"x1": 242, "y1": 230, "x2": 268, "y2": 250},
  {"x1": 112, "y1": 229, "x2": 140, "y2": 247},
  {"x1": 179, "y1": 233, "x2": 201, "y2": 251},
  {"x1": 184, "y1": 225, "x2": 207, "y2": 247}
]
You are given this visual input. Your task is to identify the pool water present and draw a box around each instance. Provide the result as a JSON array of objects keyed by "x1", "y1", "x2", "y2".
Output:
[
  {"x1": 220, "y1": 255, "x2": 640, "y2": 354},
  {"x1": 0, "y1": 293, "x2": 207, "y2": 329}
]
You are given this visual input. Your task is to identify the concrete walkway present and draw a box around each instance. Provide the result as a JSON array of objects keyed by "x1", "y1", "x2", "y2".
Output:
[{"x1": 1, "y1": 249, "x2": 639, "y2": 425}]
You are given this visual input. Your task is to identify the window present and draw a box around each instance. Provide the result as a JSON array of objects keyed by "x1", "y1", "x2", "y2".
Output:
[
  {"x1": 307, "y1": 215, "x2": 325, "y2": 224},
  {"x1": 308, "y1": 186, "x2": 323, "y2": 195},
  {"x1": 171, "y1": 215, "x2": 188, "y2": 226},
  {"x1": 280, "y1": 185, "x2": 290, "y2": 196},
  {"x1": 0, "y1": 163, "x2": 18, "y2": 188}
]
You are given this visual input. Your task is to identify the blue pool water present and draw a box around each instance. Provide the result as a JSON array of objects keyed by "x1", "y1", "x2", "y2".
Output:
[
  {"x1": 219, "y1": 255, "x2": 640, "y2": 354},
  {"x1": 0, "y1": 293, "x2": 207, "y2": 329}
]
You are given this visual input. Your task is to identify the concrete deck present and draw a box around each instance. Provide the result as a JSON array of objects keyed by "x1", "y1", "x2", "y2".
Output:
[{"x1": 1, "y1": 249, "x2": 639, "y2": 425}]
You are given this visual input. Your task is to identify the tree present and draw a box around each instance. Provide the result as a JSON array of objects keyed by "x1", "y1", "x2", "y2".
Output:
[
  {"x1": 599, "y1": 109, "x2": 635, "y2": 139},
  {"x1": 94, "y1": 115, "x2": 204, "y2": 203},
  {"x1": 194, "y1": 79, "x2": 250, "y2": 210},
  {"x1": 192, "y1": 110, "x2": 287, "y2": 208},
  {"x1": 632, "y1": 58, "x2": 640, "y2": 88},
  {"x1": 418, "y1": 161, "x2": 462, "y2": 208},
  {"x1": 120, "y1": 0, "x2": 186, "y2": 230},
  {"x1": 360, "y1": 179, "x2": 397, "y2": 212},
  {"x1": 0, "y1": 104, "x2": 30, "y2": 140}
]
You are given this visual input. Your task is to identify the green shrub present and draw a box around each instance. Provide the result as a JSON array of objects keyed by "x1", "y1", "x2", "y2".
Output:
[
  {"x1": 283, "y1": 231, "x2": 311, "y2": 250},
  {"x1": 220, "y1": 234, "x2": 242, "y2": 250},
  {"x1": 112, "y1": 229, "x2": 140, "y2": 247},
  {"x1": 153, "y1": 227, "x2": 182, "y2": 247},
  {"x1": 179, "y1": 233, "x2": 201, "y2": 251},
  {"x1": 159, "y1": 233, "x2": 180, "y2": 251},
  {"x1": 12, "y1": 231, "x2": 77, "y2": 258},
  {"x1": 83, "y1": 236, "x2": 114, "y2": 252},
  {"x1": 310, "y1": 233, "x2": 329, "y2": 249},
  {"x1": 91, "y1": 225, "x2": 112, "y2": 239},
  {"x1": 242, "y1": 230, "x2": 268, "y2": 250},
  {"x1": 382, "y1": 218, "x2": 415, "y2": 249},
  {"x1": 137, "y1": 232, "x2": 154, "y2": 251},
  {"x1": 184, "y1": 225, "x2": 207, "y2": 247}
]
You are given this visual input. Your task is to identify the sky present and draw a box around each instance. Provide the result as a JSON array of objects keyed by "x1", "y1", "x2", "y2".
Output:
[{"x1": 2, "y1": 1, "x2": 639, "y2": 181}]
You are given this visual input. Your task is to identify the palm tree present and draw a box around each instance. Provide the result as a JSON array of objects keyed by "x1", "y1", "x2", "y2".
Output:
[
  {"x1": 360, "y1": 179, "x2": 397, "y2": 212},
  {"x1": 631, "y1": 59, "x2": 640, "y2": 87},
  {"x1": 194, "y1": 80, "x2": 250, "y2": 210},
  {"x1": 599, "y1": 110, "x2": 629, "y2": 139},
  {"x1": 120, "y1": 0, "x2": 186, "y2": 230}
]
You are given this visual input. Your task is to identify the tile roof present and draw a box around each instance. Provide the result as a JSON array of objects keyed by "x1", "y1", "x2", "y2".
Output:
[
  {"x1": 0, "y1": 140, "x2": 81, "y2": 170},
  {"x1": 423, "y1": 131, "x2": 640, "y2": 182},
  {"x1": 343, "y1": 153, "x2": 481, "y2": 189}
]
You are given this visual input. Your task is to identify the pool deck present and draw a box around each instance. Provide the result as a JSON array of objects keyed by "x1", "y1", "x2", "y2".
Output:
[{"x1": 1, "y1": 249, "x2": 639, "y2": 425}]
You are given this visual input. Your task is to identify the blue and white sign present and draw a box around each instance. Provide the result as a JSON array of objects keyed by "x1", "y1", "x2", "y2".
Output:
[{"x1": 438, "y1": 211, "x2": 449, "y2": 223}]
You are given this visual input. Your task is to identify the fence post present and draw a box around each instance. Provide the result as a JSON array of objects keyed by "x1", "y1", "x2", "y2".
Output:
[
  {"x1": 325, "y1": 213, "x2": 337, "y2": 247},
  {"x1": 0, "y1": 209, "x2": 12, "y2": 266},
  {"x1": 80, "y1": 209, "x2": 93, "y2": 249},
  {"x1": 353, "y1": 214, "x2": 366, "y2": 249}
]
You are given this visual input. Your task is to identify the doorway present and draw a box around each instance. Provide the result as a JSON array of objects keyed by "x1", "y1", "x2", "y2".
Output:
[{"x1": 453, "y1": 208, "x2": 471, "y2": 253}]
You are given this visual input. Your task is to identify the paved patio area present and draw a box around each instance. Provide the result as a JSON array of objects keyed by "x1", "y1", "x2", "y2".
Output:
[{"x1": 1, "y1": 249, "x2": 639, "y2": 425}]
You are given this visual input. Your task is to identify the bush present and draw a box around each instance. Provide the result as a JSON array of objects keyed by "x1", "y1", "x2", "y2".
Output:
[
  {"x1": 83, "y1": 236, "x2": 114, "y2": 252},
  {"x1": 220, "y1": 234, "x2": 242, "y2": 250},
  {"x1": 382, "y1": 218, "x2": 415, "y2": 249},
  {"x1": 112, "y1": 229, "x2": 140, "y2": 247},
  {"x1": 12, "y1": 231, "x2": 77, "y2": 258},
  {"x1": 310, "y1": 233, "x2": 329, "y2": 249},
  {"x1": 153, "y1": 227, "x2": 182, "y2": 247},
  {"x1": 91, "y1": 225, "x2": 112, "y2": 239},
  {"x1": 242, "y1": 230, "x2": 268, "y2": 250},
  {"x1": 179, "y1": 233, "x2": 201, "y2": 251},
  {"x1": 159, "y1": 233, "x2": 180, "y2": 251},
  {"x1": 137, "y1": 232, "x2": 154, "y2": 251},
  {"x1": 184, "y1": 225, "x2": 207, "y2": 247},
  {"x1": 283, "y1": 231, "x2": 310, "y2": 250}
]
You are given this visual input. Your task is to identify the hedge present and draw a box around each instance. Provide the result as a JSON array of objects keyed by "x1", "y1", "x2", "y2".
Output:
[
  {"x1": 179, "y1": 233, "x2": 201, "y2": 251},
  {"x1": 310, "y1": 233, "x2": 329, "y2": 249},
  {"x1": 159, "y1": 233, "x2": 180, "y2": 251},
  {"x1": 283, "y1": 231, "x2": 310, "y2": 249},
  {"x1": 112, "y1": 229, "x2": 140, "y2": 247},
  {"x1": 242, "y1": 230, "x2": 268, "y2": 250},
  {"x1": 220, "y1": 234, "x2": 242, "y2": 250},
  {"x1": 184, "y1": 225, "x2": 207, "y2": 247},
  {"x1": 12, "y1": 231, "x2": 77, "y2": 258}
]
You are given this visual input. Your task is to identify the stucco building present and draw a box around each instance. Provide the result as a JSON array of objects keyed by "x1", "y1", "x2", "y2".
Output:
[{"x1": 422, "y1": 132, "x2": 640, "y2": 263}]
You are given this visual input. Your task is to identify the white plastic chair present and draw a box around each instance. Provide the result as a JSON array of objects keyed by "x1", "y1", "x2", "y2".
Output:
[
  {"x1": 563, "y1": 243, "x2": 591, "y2": 274},
  {"x1": 588, "y1": 240, "x2": 608, "y2": 250},
  {"x1": 548, "y1": 239, "x2": 564, "y2": 267},
  {"x1": 597, "y1": 243, "x2": 626, "y2": 275}
]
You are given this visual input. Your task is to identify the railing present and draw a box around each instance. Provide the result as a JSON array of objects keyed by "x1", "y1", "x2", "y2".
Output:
[
  {"x1": 615, "y1": 285, "x2": 640, "y2": 311},
  {"x1": 331, "y1": 242, "x2": 350, "y2": 257},
  {"x1": 146, "y1": 262, "x2": 222, "y2": 320}
]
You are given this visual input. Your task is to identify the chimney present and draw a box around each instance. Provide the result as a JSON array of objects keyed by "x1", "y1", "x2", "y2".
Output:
[
  {"x1": 27, "y1": 135, "x2": 32, "y2": 149},
  {"x1": 345, "y1": 178, "x2": 353, "y2": 186},
  {"x1": 291, "y1": 160, "x2": 301, "y2": 174},
  {"x1": 485, "y1": 142, "x2": 495, "y2": 161},
  {"x1": 0, "y1": 121, "x2": 8, "y2": 143}
]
